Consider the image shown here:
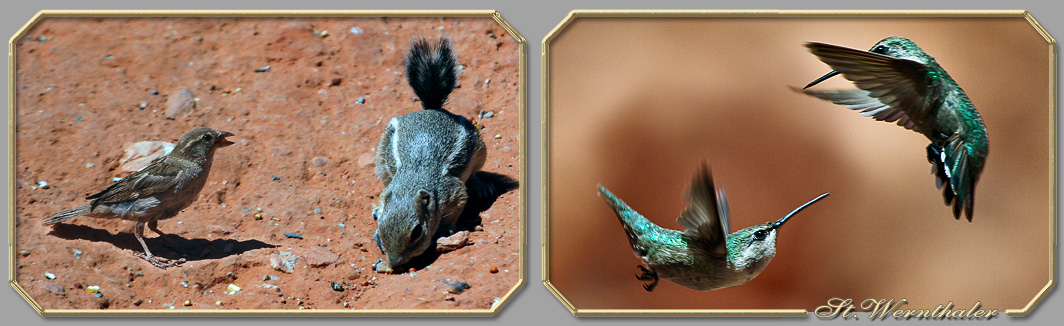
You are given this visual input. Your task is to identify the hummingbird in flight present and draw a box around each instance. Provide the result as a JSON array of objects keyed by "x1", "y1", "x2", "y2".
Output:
[
  {"x1": 598, "y1": 164, "x2": 830, "y2": 291},
  {"x1": 798, "y1": 37, "x2": 988, "y2": 221}
]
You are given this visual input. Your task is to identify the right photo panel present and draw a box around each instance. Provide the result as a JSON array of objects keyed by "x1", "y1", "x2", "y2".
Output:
[{"x1": 543, "y1": 11, "x2": 1054, "y2": 317}]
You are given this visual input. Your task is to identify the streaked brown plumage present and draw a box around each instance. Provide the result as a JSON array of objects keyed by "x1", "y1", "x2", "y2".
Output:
[{"x1": 42, "y1": 128, "x2": 234, "y2": 268}]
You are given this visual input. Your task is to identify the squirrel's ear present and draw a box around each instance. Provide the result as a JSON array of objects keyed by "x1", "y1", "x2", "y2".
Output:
[{"x1": 418, "y1": 189, "x2": 432, "y2": 208}]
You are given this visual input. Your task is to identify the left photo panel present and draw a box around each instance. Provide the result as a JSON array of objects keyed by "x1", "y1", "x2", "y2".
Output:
[{"x1": 10, "y1": 11, "x2": 524, "y2": 315}]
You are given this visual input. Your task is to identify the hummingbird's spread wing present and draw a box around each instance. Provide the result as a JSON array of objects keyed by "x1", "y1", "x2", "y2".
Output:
[
  {"x1": 676, "y1": 163, "x2": 730, "y2": 258},
  {"x1": 797, "y1": 88, "x2": 920, "y2": 132},
  {"x1": 802, "y1": 42, "x2": 940, "y2": 133},
  {"x1": 87, "y1": 157, "x2": 198, "y2": 207},
  {"x1": 928, "y1": 134, "x2": 977, "y2": 220}
]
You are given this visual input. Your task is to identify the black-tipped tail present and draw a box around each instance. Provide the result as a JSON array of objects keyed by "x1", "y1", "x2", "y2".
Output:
[
  {"x1": 42, "y1": 205, "x2": 90, "y2": 225},
  {"x1": 406, "y1": 37, "x2": 458, "y2": 110}
]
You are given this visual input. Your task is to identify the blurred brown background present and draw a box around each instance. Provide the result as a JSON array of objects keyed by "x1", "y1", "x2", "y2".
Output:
[{"x1": 546, "y1": 16, "x2": 1052, "y2": 311}]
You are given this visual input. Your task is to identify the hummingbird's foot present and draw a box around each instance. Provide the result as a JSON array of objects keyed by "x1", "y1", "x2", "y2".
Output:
[
  {"x1": 635, "y1": 265, "x2": 659, "y2": 292},
  {"x1": 134, "y1": 252, "x2": 186, "y2": 269}
]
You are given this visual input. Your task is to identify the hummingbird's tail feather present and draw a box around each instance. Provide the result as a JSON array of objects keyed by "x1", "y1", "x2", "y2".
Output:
[
  {"x1": 598, "y1": 185, "x2": 660, "y2": 255},
  {"x1": 42, "y1": 205, "x2": 91, "y2": 225},
  {"x1": 926, "y1": 135, "x2": 979, "y2": 221},
  {"x1": 406, "y1": 36, "x2": 457, "y2": 110}
]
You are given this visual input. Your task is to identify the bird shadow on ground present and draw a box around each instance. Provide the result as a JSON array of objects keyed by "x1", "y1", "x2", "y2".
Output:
[
  {"x1": 398, "y1": 172, "x2": 519, "y2": 271},
  {"x1": 47, "y1": 223, "x2": 277, "y2": 262}
]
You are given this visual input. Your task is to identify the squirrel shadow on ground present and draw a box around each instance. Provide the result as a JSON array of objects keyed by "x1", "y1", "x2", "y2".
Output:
[
  {"x1": 47, "y1": 223, "x2": 277, "y2": 262},
  {"x1": 399, "y1": 171, "x2": 519, "y2": 271},
  {"x1": 456, "y1": 171, "x2": 520, "y2": 231}
]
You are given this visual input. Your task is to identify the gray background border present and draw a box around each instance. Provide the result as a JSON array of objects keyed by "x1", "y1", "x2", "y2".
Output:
[{"x1": 1, "y1": 0, "x2": 1059, "y2": 325}]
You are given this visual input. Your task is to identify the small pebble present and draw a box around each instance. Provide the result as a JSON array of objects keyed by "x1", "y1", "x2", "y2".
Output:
[
  {"x1": 72, "y1": 249, "x2": 82, "y2": 259},
  {"x1": 272, "y1": 176, "x2": 280, "y2": 181},
  {"x1": 85, "y1": 163, "x2": 95, "y2": 168},
  {"x1": 135, "y1": 272, "x2": 143, "y2": 277},
  {"x1": 74, "y1": 116, "x2": 83, "y2": 122},
  {"x1": 19, "y1": 250, "x2": 30, "y2": 257},
  {"x1": 254, "y1": 65, "x2": 271, "y2": 73},
  {"x1": 151, "y1": 90, "x2": 159, "y2": 95},
  {"x1": 490, "y1": 266, "x2": 499, "y2": 274},
  {"x1": 86, "y1": 285, "x2": 100, "y2": 293},
  {"x1": 312, "y1": 157, "x2": 328, "y2": 167},
  {"x1": 94, "y1": 292, "x2": 103, "y2": 298},
  {"x1": 133, "y1": 299, "x2": 143, "y2": 306},
  {"x1": 412, "y1": 97, "x2": 420, "y2": 102},
  {"x1": 494, "y1": 134, "x2": 502, "y2": 139},
  {"x1": 36, "y1": 181, "x2": 49, "y2": 189},
  {"x1": 356, "y1": 96, "x2": 365, "y2": 104},
  {"x1": 283, "y1": 232, "x2": 303, "y2": 239},
  {"x1": 44, "y1": 272, "x2": 55, "y2": 279},
  {"x1": 314, "y1": 208, "x2": 322, "y2": 214},
  {"x1": 184, "y1": 300, "x2": 192, "y2": 306},
  {"x1": 349, "y1": 27, "x2": 363, "y2": 34},
  {"x1": 254, "y1": 213, "x2": 263, "y2": 220},
  {"x1": 331, "y1": 282, "x2": 343, "y2": 291},
  {"x1": 337, "y1": 223, "x2": 345, "y2": 228},
  {"x1": 38, "y1": 36, "x2": 47, "y2": 41},
  {"x1": 113, "y1": 177, "x2": 123, "y2": 182},
  {"x1": 216, "y1": 301, "x2": 223, "y2": 306},
  {"x1": 138, "y1": 102, "x2": 147, "y2": 109}
]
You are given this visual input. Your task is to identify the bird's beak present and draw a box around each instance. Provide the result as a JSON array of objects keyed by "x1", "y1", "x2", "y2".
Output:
[
  {"x1": 771, "y1": 192, "x2": 831, "y2": 230},
  {"x1": 802, "y1": 70, "x2": 840, "y2": 89},
  {"x1": 216, "y1": 131, "x2": 235, "y2": 147}
]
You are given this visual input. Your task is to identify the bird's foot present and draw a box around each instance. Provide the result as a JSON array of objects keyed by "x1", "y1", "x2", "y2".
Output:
[
  {"x1": 635, "y1": 265, "x2": 659, "y2": 292},
  {"x1": 135, "y1": 252, "x2": 186, "y2": 269}
]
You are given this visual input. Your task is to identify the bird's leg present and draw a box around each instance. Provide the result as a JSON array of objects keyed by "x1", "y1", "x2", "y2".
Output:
[
  {"x1": 147, "y1": 219, "x2": 180, "y2": 249},
  {"x1": 133, "y1": 220, "x2": 184, "y2": 268},
  {"x1": 636, "y1": 265, "x2": 659, "y2": 292}
]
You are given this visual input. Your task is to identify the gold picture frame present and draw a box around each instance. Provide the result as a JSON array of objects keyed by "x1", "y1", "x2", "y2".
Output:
[
  {"x1": 542, "y1": 10, "x2": 1054, "y2": 317},
  {"x1": 9, "y1": 10, "x2": 526, "y2": 316}
]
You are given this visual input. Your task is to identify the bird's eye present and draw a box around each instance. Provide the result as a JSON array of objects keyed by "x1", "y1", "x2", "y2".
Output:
[
  {"x1": 202, "y1": 133, "x2": 214, "y2": 142},
  {"x1": 410, "y1": 224, "x2": 423, "y2": 241},
  {"x1": 753, "y1": 229, "x2": 767, "y2": 241},
  {"x1": 871, "y1": 45, "x2": 890, "y2": 54}
]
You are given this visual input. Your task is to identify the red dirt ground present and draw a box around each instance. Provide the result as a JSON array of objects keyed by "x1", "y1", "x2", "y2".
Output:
[{"x1": 12, "y1": 16, "x2": 521, "y2": 312}]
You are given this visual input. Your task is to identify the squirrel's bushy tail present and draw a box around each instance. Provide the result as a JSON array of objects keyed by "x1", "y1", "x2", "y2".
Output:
[
  {"x1": 406, "y1": 37, "x2": 458, "y2": 110},
  {"x1": 42, "y1": 205, "x2": 90, "y2": 225}
]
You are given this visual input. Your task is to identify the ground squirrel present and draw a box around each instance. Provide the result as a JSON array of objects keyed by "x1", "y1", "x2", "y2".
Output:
[{"x1": 372, "y1": 37, "x2": 488, "y2": 273}]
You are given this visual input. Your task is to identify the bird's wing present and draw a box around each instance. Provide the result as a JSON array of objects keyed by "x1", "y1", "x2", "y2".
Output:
[
  {"x1": 87, "y1": 157, "x2": 199, "y2": 206},
  {"x1": 797, "y1": 88, "x2": 920, "y2": 132},
  {"x1": 927, "y1": 134, "x2": 978, "y2": 221},
  {"x1": 802, "y1": 42, "x2": 941, "y2": 131},
  {"x1": 676, "y1": 163, "x2": 730, "y2": 258}
]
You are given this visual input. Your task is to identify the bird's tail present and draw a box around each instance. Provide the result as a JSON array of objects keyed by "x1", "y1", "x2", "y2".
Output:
[
  {"x1": 42, "y1": 205, "x2": 90, "y2": 225},
  {"x1": 927, "y1": 135, "x2": 979, "y2": 221},
  {"x1": 598, "y1": 185, "x2": 660, "y2": 255},
  {"x1": 405, "y1": 36, "x2": 458, "y2": 111}
]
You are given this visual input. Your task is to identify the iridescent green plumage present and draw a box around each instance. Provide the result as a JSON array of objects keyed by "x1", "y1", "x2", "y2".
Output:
[
  {"x1": 599, "y1": 164, "x2": 830, "y2": 291},
  {"x1": 800, "y1": 36, "x2": 987, "y2": 221}
]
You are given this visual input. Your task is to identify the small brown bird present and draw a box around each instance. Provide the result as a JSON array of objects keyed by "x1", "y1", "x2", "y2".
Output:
[{"x1": 42, "y1": 128, "x2": 234, "y2": 268}]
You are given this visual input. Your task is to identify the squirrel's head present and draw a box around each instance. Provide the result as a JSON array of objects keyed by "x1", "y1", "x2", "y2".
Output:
[{"x1": 374, "y1": 188, "x2": 439, "y2": 271}]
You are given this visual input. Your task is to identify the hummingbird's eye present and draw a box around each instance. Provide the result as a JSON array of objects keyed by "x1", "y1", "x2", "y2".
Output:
[
  {"x1": 871, "y1": 45, "x2": 890, "y2": 55},
  {"x1": 753, "y1": 229, "x2": 767, "y2": 241}
]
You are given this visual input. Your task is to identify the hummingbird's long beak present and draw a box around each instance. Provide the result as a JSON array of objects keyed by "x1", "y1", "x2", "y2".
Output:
[
  {"x1": 771, "y1": 192, "x2": 831, "y2": 229},
  {"x1": 803, "y1": 70, "x2": 840, "y2": 89}
]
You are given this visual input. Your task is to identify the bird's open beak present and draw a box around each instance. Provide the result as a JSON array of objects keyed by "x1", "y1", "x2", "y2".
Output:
[
  {"x1": 771, "y1": 192, "x2": 831, "y2": 230},
  {"x1": 802, "y1": 70, "x2": 840, "y2": 89},
  {"x1": 216, "y1": 131, "x2": 235, "y2": 147}
]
